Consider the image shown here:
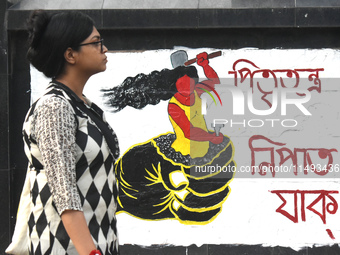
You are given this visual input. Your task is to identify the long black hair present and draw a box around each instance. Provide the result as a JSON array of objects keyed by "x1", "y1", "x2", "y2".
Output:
[
  {"x1": 26, "y1": 10, "x2": 94, "y2": 78},
  {"x1": 102, "y1": 65, "x2": 199, "y2": 112}
]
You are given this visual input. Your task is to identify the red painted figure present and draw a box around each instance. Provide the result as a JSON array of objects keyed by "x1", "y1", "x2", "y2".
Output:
[{"x1": 168, "y1": 52, "x2": 223, "y2": 158}]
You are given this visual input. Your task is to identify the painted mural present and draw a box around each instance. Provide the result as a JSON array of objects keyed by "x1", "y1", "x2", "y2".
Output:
[
  {"x1": 101, "y1": 51, "x2": 235, "y2": 224},
  {"x1": 31, "y1": 48, "x2": 340, "y2": 249}
]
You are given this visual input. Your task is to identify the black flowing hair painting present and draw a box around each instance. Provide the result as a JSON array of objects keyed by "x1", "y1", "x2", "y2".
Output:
[{"x1": 102, "y1": 65, "x2": 199, "y2": 112}]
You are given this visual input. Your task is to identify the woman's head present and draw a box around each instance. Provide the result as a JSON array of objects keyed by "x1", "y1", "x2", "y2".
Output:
[
  {"x1": 26, "y1": 10, "x2": 95, "y2": 78},
  {"x1": 174, "y1": 65, "x2": 198, "y2": 96},
  {"x1": 173, "y1": 65, "x2": 198, "y2": 82}
]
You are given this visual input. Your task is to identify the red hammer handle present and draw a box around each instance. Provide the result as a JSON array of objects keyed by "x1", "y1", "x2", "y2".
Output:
[{"x1": 184, "y1": 51, "x2": 222, "y2": 66}]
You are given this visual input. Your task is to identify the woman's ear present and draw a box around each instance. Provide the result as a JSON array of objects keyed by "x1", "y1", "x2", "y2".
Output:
[{"x1": 64, "y1": 47, "x2": 77, "y2": 65}]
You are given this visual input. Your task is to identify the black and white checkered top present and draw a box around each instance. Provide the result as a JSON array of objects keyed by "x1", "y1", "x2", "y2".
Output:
[{"x1": 22, "y1": 81, "x2": 120, "y2": 255}]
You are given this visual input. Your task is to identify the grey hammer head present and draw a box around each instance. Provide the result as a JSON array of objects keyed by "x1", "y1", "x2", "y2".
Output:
[
  {"x1": 212, "y1": 123, "x2": 224, "y2": 136},
  {"x1": 170, "y1": 50, "x2": 188, "y2": 68}
]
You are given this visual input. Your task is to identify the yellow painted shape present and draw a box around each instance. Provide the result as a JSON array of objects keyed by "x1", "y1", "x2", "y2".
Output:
[{"x1": 169, "y1": 91, "x2": 209, "y2": 158}]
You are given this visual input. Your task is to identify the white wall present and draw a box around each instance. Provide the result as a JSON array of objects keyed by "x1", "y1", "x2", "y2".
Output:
[{"x1": 31, "y1": 48, "x2": 340, "y2": 250}]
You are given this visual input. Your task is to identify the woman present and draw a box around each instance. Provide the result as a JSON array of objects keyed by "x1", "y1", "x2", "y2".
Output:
[{"x1": 9, "y1": 10, "x2": 119, "y2": 255}]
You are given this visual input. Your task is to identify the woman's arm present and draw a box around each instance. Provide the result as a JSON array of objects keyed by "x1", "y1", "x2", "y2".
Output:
[
  {"x1": 34, "y1": 96, "x2": 98, "y2": 254},
  {"x1": 61, "y1": 210, "x2": 97, "y2": 255},
  {"x1": 195, "y1": 52, "x2": 221, "y2": 97},
  {"x1": 168, "y1": 102, "x2": 223, "y2": 144}
]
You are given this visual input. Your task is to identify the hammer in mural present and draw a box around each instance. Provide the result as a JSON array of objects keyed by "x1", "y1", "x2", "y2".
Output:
[{"x1": 102, "y1": 50, "x2": 236, "y2": 224}]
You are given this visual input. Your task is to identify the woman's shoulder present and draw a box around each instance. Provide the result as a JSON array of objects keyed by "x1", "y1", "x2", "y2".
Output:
[
  {"x1": 33, "y1": 83, "x2": 73, "y2": 107},
  {"x1": 30, "y1": 87, "x2": 76, "y2": 118},
  {"x1": 36, "y1": 92, "x2": 70, "y2": 108}
]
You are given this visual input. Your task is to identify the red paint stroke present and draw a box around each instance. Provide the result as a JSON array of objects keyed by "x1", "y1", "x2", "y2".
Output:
[
  {"x1": 271, "y1": 190, "x2": 338, "y2": 225},
  {"x1": 326, "y1": 229, "x2": 335, "y2": 240},
  {"x1": 228, "y1": 59, "x2": 324, "y2": 108},
  {"x1": 249, "y1": 135, "x2": 338, "y2": 177},
  {"x1": 199, "y1": 82, "x2": 223, "y2": 106}
]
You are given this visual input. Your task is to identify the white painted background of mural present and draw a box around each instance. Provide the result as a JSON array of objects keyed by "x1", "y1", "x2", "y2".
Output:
[{"x1": 31, "y1": 48, "x2": 340, "y2": 250}]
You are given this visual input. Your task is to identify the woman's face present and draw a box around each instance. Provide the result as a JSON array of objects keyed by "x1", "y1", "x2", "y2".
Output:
[
  {"x1": 75, "y1": 27, "x2": 108, "y2": 76},
  {"x1": 176, "y1": 75, "x2": 195, "y2": 96}
]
